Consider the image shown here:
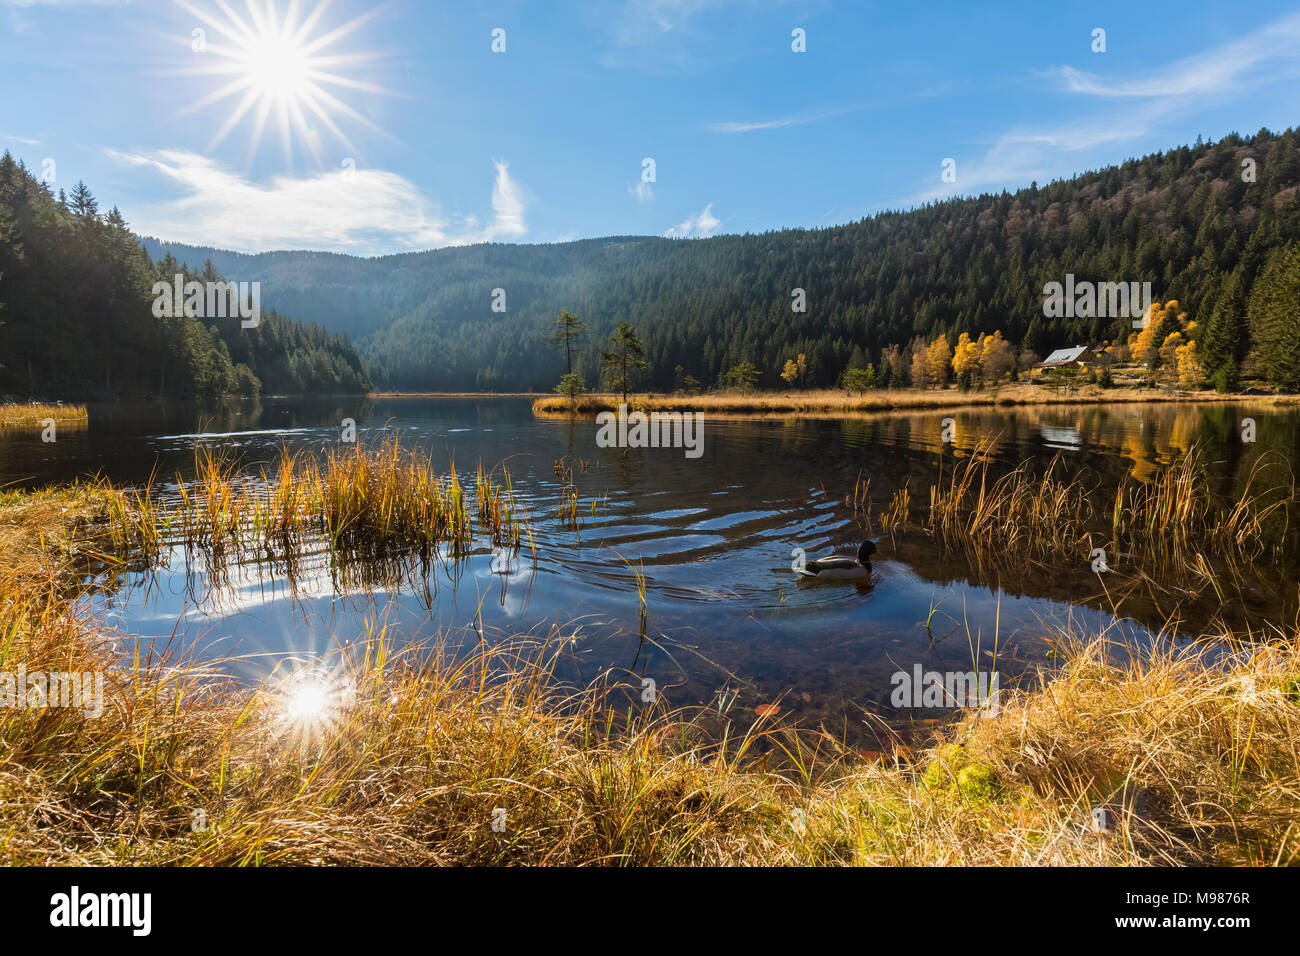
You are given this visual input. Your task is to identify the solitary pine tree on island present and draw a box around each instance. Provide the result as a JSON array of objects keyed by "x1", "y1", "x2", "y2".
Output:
[
  {"x1": 548, "y1": 308, "x2": 589, "y2": 376},
  {"x1": 601, "y1": 320, "x2": 648, "y2": 403}
]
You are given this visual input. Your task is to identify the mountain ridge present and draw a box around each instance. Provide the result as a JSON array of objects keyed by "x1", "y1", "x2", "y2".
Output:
[{"x1": 140, "y1": 127, "x2": 1300, "y2": 393}]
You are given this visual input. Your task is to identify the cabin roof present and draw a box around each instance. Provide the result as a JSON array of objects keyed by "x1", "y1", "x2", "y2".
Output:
[{"x1": 1036, "y1": 345, "x2": 1093, "y2": 367}]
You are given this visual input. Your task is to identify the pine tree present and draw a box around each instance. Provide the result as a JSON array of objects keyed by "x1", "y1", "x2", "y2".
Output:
[
  {"x1": 600, "y1": 321, "x2": 648, "y2": 402},
  {"x1": 548, "y1": 308, "x2": 589, "y2": 376},
  {"x1": 1248, "y1": 242, "x2": 1300, "y2": 391},
  {"x1": 69, "y1": 180, "x2": 98, "y2": 220},
  {"x1": 1201, "y1": 271, "x2": 1244, "y2": 375}
]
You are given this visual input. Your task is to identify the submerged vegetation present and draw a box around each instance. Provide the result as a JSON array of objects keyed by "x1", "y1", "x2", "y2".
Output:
[{"x1": 1, "y1": 441, "x2": 1298, "y2": 865}]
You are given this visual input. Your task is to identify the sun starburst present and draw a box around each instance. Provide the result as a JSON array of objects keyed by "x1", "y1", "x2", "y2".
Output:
[
  {"x1": 267, "y1": 659, "x2": 356, "y2": 744},
  {"x1": 171, "y1": 0, "x2": 391, "y2": 169}
]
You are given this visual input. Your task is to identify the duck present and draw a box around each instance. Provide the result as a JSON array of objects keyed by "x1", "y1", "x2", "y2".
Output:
[{"x1": 795, "y1": 540, "x2": 876, "y2": 581}]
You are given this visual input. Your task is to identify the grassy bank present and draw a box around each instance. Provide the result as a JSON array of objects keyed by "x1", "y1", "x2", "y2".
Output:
[
  {"x1": 1, "y1": 471, "x2": 1297, "y2": 865},
  {"x1": 532, "y1": 385, "x2": 1300, "y2": 417},
  {"x1": 0, "y1": 402, "x2": 89, "y2": 427}
]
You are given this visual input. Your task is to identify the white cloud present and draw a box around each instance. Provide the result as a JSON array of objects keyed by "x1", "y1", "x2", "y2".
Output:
[
  {"x1": 1056, "y1": 11, "x2": 1300, "y2": 99},
  {"x1": 909, "y1": 111, "x2": 1159, "y2": 205},
  {"x1": 105, "y1": 149, "x2": 527, "y2": 254},
  {"x1": 663, "y1": 202, "x2": 720, "y2": 238},
  {"x1": 705, "y1": 106, "x2": 853, "y2": 134},
  {"x1": 905, "y1": 10, "x2": 1300, "y2": 209},
  {"x1": 489, "y1": 159, "x2": 527, "y2": 239},
  {"x1": 628, "y1": 181, "x2": 653, "y2": 203},
  {"x1": 707, "y1": 117, "x2": 802, "y2": 134}
]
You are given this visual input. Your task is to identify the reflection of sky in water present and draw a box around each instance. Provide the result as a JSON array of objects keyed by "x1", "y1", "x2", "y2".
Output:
[{"x1": 25, "y1": 396, "x2": 1287, "y2": 732}]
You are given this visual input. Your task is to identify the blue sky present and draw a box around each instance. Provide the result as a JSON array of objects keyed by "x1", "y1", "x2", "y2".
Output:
[{"x1": 3, "y1": 0, "x2": 1300, "y2": 255}]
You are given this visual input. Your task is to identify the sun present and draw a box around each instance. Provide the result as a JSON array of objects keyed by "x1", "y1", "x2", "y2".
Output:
[
  {"x1": 171, "y1": 0, "x2": 390, "y2": 168},
  {"x1": 267, "y1": 660, "x2": 356, "y2": 745},
  {"x1": 245, "y1": 31, "x2": 310, "y2": 99}
]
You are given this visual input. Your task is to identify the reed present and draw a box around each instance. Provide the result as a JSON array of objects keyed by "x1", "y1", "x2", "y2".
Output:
[
  {"x1": 880, "y1": 485, "x2": 911, "y2": 536},
  {"x1": 0, "y1": 402, "x2": 89, "y2": 428},
  {"x1": 557, "y1": 465, "x2": 581, "y2": 529},
  {"x1": 845, "y1": 472, "x2": 872, "y2": 531},
  {"x1": 104, "y1": 439, "x2": 528, "y2": 566},
  {"x1": 901, "y1": 441, "x2": 1293, "y2": 578}
]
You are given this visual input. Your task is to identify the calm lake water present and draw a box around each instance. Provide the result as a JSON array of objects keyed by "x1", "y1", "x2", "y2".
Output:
[{"x1": 3, "y1": 396, "x2": 1295, "y2": 741}]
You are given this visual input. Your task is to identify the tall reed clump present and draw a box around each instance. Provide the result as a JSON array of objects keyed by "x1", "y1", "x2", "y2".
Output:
[
  {"x1": 0, "y1": 403, "x2": 89, "y2": 428},
  {"x1": 906, "y1": 441, "x2": 1293, "y2": 577},
  {"x1": 925, "y1": 444, "x2": 1090, "y2": 556},
  {"x1": 104, "y1": 439, "x2": 528, "y2": 564},
  {"x1": 1111, "y1": 448, "x2": 1292, "y2": 568}
]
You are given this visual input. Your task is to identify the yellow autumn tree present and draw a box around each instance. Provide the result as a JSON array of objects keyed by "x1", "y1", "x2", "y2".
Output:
[
  {"x1": 1159, "y1": 331, "x2": 1185, "y2": 371},
  {"x1": 980, "y1": 330, "x2": 1016, "y2": 383},
  {"x1": 926, "y1": 336, "x2": 952, "y2": 385},
  {"x1": 951, "y1": 332, "x2": 982, "y2": 385},
  {"x1": 1130, "y1": 300, "x2": 1191, "y2": 368},
  {"x1": 780, "y1": 353, "x2": 806, "y2": 387},
  {"x1": 910, "y1": 336, "x2": 931, "y2": 389},
  {"x1": 1175, "y1": 339, "x2": 1203, "y2": 389}
]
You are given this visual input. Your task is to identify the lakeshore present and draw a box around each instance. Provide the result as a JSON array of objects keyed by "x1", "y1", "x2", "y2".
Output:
[{"x1": 531, "y1": 384, "x2": 1300, "y2": 417}]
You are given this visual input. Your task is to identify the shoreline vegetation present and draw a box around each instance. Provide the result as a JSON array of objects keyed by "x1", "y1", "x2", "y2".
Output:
[
  {"x1": 530, "y1": 384, "x2": 1300, "y2": 417},
  {"x1": 367, "y1": 391, "x2": 551, "y2": 398},
  {"x1": 0, "y1": 402, "x2": 89, "y2": 427},
  {"x1": 0, "y1": 446, "x2": 1297, "y2": 865}
]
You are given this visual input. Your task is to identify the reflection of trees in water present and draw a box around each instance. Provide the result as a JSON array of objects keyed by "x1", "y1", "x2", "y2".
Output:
[
  {"x1": 885, "y1": 530, "x2": 1293, "y2": 644},
  {"x1": 856, "y1": 402, "x2": 1296, "y2": 522}
]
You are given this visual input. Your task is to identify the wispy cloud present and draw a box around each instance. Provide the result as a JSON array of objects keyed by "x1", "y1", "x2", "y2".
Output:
[
  {"x1": 907, "y1": 105, "x2": 1167, "y2": 206},
  {"x1": 601, "y1": 0, "x2": 793, "y2": 69},
  {"x1": 706, "y1": 103, "x2": 859, "y2": 134},
  {"x1": 612, "y1": 0, "x2": 732, "y2": 40},
  {"x1": 1056, "y1": 11, "x2": 1300, "y2": 99},
  {"x1": 664, "y1": 202, "x2": 720, "y2": 238},
  {"x1": 628, "y1": 181, "x2": 654, "y2": 203},
  {"x1": 707, "y1": 117, "x2": 803, "y2": 134},
  {"x1": 487, "y1": 159, "x2": 527, "y2": 239},
  {"x1": 107, "y1": 149, "x2": 527, "y2": 254},
  {"x1": 907, "y1": 10, "x2": 1300, "y2": 208}
]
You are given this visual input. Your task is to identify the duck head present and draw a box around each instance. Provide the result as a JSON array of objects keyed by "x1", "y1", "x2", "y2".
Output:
[{"x1": 858, "y1": 540, "x2": 877, "y2": 564}]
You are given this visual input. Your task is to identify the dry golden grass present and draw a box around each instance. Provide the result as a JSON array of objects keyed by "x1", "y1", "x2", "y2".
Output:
[
  {"x1": 0, "y1": 402, "x2": 89, "y2": 427},
  {"x1": 97, "y1": 438, "x2": 528, "y2": 568},
  {"x1": 1, "y1": 461, "x2": 1297, "y2": 865},
  {"x1": 369, "y1": 391, "x2": 550, "y2": 398},
  {"x1": 532, "y1": 385, "x2": 1300, "y2": 417},
  {"x1": 882, "y1": 440, "x2": 1293, "y2": 580}
]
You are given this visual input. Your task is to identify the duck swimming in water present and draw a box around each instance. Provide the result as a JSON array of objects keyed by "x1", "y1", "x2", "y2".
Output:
[{"x1": 795, "y1": 540, "x2": 876, "y2": 581}]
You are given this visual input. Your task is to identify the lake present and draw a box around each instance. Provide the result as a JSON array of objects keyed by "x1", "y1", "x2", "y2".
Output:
[{"x1": 3, "y1": 396, "x2": 1293, "y2": 744}]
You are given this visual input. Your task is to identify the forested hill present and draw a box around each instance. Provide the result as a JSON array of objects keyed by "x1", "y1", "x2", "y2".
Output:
[
  {"x1": 0, "y1": 154, "x2": 371, "y2": 401},
  {"x1": 142, "y1": 126, "x2": 1300, "y2": 393}
]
